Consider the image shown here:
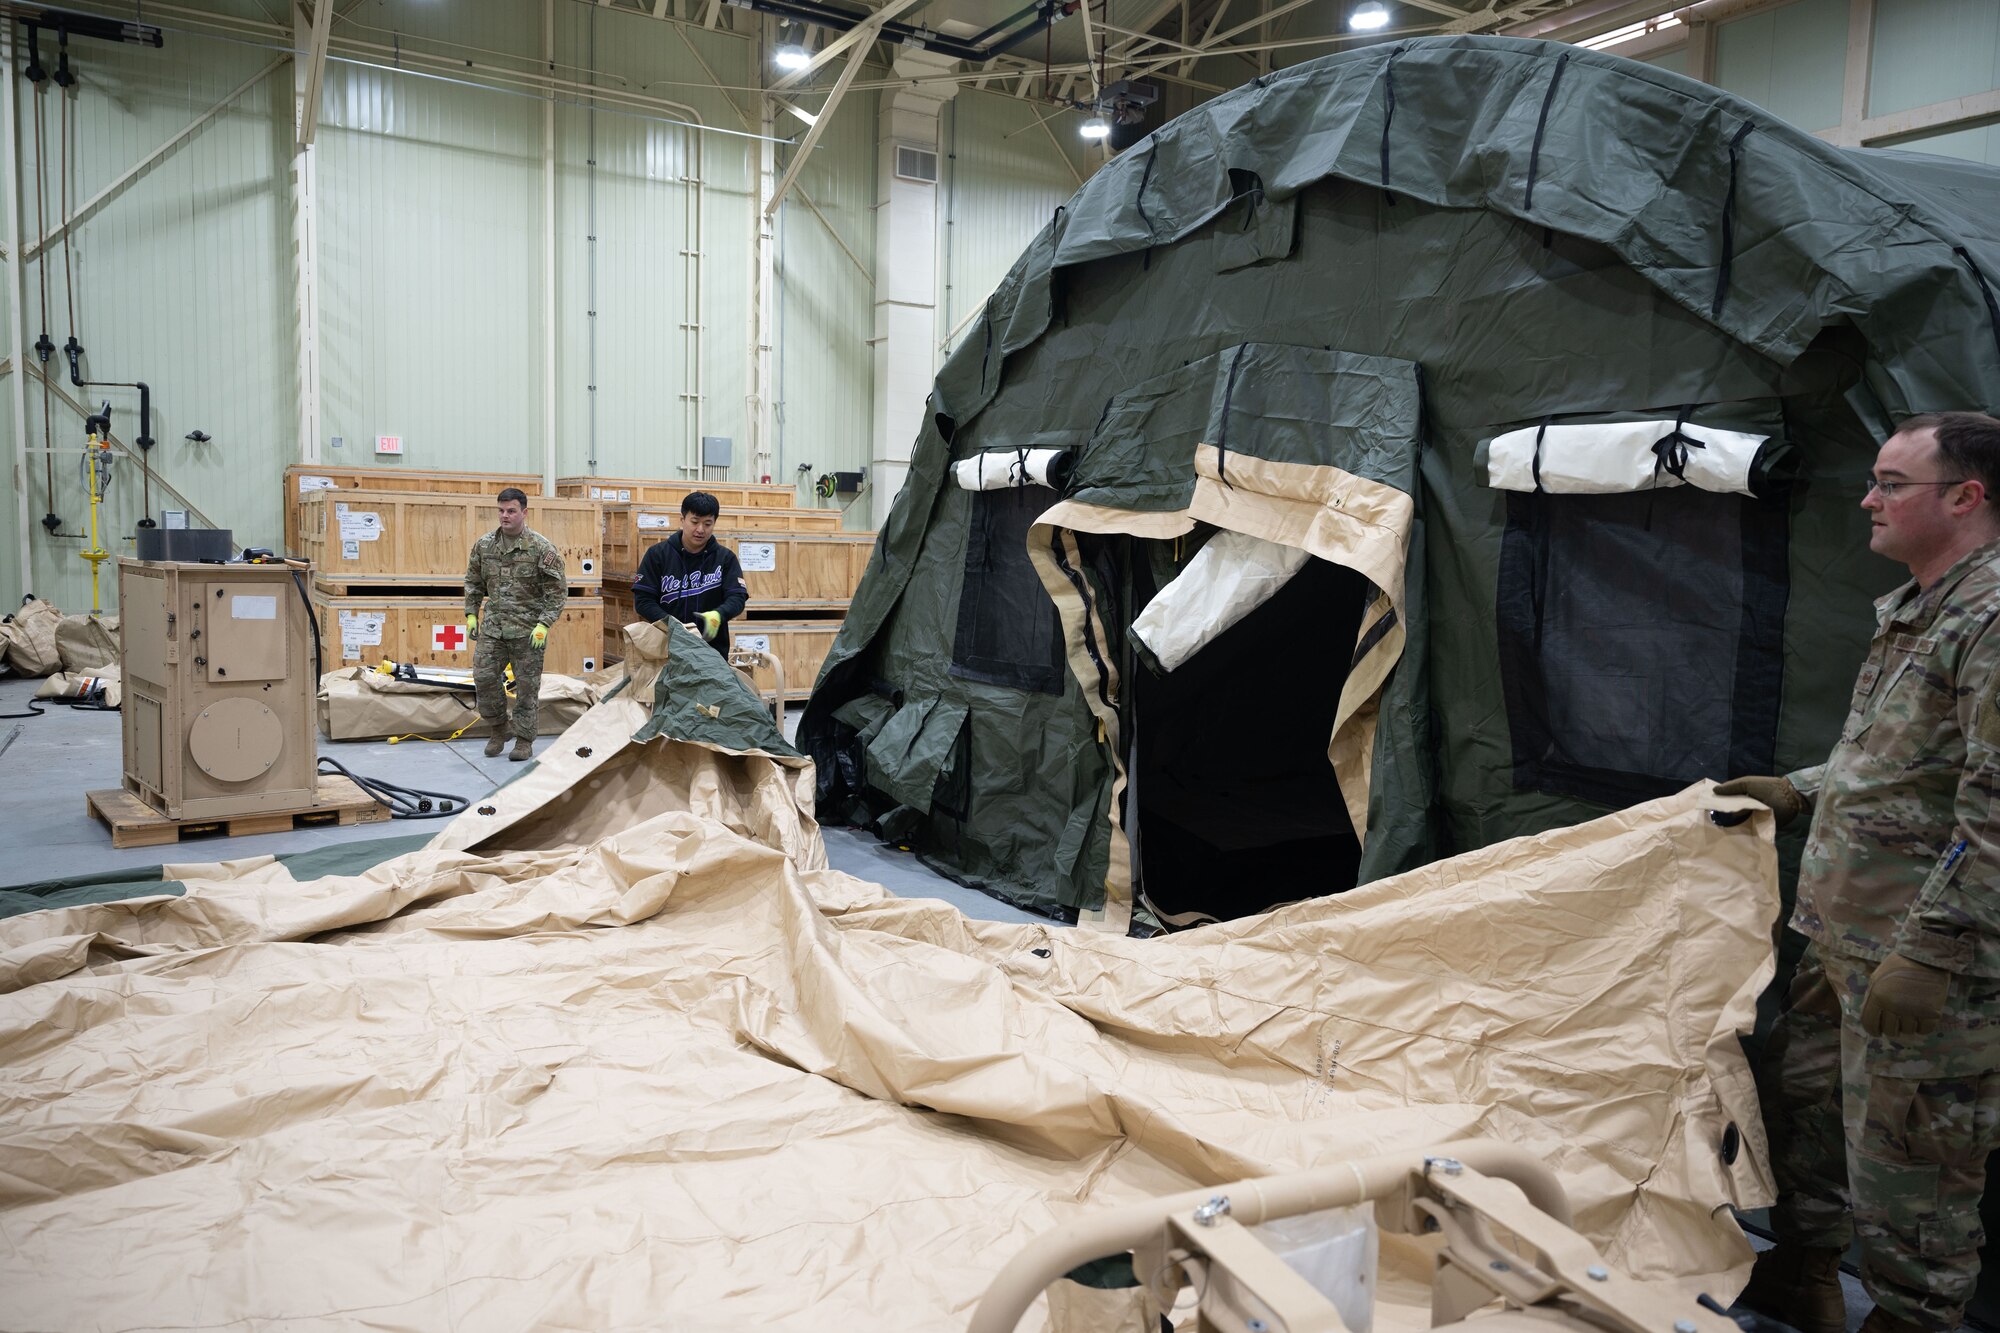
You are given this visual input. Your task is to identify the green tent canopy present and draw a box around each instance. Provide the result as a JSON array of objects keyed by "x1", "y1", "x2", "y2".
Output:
[{"x1": 802, "y1": 35, "x2": 2000, "y2": 927}]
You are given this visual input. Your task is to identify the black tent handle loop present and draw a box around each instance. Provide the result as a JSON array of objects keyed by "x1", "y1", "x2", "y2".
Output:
[
  {"x1": 1652, "y1": 404, "x2": 1706, "y2": 485},
  {"x1": 1531, "y1": 415, "x2": 1552, "y2": 493}
]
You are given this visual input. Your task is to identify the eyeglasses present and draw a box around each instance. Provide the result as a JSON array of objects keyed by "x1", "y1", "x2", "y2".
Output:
[{"x1": 1866, "y1": 478, "x2": 1968, "y2": 499}]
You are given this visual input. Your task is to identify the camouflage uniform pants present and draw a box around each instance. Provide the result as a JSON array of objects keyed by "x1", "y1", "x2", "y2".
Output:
[
  {"x1": 473, "y1": 633, "x2": 544, "y2": 741},
  {"x1": 1761, "y1": 941, "x2": 2000, "y2": 1328}
]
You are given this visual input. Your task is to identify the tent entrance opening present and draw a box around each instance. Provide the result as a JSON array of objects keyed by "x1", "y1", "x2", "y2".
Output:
[{"x1": 1132, "y1": 554, "x2": 1370, "y2": 922}]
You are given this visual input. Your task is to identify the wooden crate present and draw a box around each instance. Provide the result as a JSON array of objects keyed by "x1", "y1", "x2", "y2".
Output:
[
  {"x1": 721, "y1": 534, "x2": 874, "y2": 611},
  {"x1": 298, "y1": 490, "x2": 602, "y2": 588},
  {"x1": 602, "y1": 504, "x2": 851, "y2": 576},
  {"x1": 285, "y1": 465, "x2": 543, "y2": 557},
  {"x1": 311, "y1": 586, "x2": 605, "y2": 676},
  {"x1": 557, "y1": 476, "x2": 804, "y2": 510},
  {"x1": 87, "y1": 776, "x2": 390, "y2": 850},
  {"x1": 728, "y1": 620, "x2": 842, "y2": 701}
]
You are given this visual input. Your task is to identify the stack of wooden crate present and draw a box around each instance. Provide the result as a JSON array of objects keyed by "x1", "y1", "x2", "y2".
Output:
[
  {"x1": 284, "y1": 465, "x2": 605, "y2": 678},
  {"x1": 561, "y1": 476, "x2": 870, "y2": 702}
]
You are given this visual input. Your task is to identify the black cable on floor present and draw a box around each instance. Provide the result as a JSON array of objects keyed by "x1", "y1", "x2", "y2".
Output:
[
  {"x1": 317, "y1": 755, "x2": 468, "y2": 820},
  {"x1": 0, "y1": 698, "x2": 46, "y2": 719}
]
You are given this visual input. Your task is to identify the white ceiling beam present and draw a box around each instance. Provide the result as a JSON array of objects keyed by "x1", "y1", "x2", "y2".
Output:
[
  {"x1": 767, "y1": 0, "x2": 929, "y2": 94},
  {"x1": 764, "y1": 36, "x2": 871, "y2": 215},
  {"x1": 294, "y1": 0, "x2": 335, "y2": 147}
]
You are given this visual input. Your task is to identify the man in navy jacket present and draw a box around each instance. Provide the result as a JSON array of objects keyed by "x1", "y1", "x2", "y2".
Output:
[{"x1": 632, "y1": 492, "x2": 749, "y2": 656}]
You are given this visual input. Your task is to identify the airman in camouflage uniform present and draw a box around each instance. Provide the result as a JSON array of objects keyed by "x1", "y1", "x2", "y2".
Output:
[
  {"x1": 1725, "y1": 413, "x2": 2000, "y2": 1333},
  {"x1": 464, "y1": 489, "x2": 567, "y2": 760}
]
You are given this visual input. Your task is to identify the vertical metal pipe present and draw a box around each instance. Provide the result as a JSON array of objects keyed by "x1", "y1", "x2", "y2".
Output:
[
  {"x1": 3, "y1": 17, "x2": 31, "y2": 601},
  {"x1": 542, "y1": 0, "x2": 557, "y2": 491},
  {"x1": 586, "y1": 6, "x2": 598, "y2": 473}
]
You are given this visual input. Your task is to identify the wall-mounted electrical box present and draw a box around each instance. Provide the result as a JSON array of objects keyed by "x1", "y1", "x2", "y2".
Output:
[{"x1": 118, "y1": 559, "x2": 318, "y2": 820}]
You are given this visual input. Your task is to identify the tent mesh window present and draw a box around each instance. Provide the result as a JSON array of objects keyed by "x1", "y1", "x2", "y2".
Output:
[
  {"x1": 950, "y1": 486, "x2": 1065, "y2": 694},
  {"x1": 1495, "y1": 488, "x2": 1788, "y2": 806}
]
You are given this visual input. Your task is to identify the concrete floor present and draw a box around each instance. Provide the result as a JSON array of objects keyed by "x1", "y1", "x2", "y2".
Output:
[{"x1": 0, "y1": 676, "x2": 1038, "y2": 929}]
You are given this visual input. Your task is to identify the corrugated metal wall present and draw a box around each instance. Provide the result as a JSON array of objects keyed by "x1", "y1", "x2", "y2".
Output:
[
  {"x1": 1871, "y1": 0, "x2": 2000, "y2": 163},
  {"x1": 937, "y1": 91, "x2": 1086, "y2": 362},
  {"x1": 9, "y1": 22, "x2": 293, "y2": 611},
  {"x1": 773, "y1": 90, "x2": 877, "y2": 499},
  {"x1": 1712, "y1": 0, "x2": 1848, "y2": 133}
]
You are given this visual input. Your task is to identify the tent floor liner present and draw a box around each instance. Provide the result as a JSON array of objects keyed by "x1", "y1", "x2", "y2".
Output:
[{"x1": 86, "y1": 778, "x2": 392, "y2": 849}]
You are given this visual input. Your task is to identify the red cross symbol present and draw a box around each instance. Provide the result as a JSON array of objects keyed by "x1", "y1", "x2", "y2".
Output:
[{"x1": 433, "y1": 623, "x2": 466, "y2": 652}]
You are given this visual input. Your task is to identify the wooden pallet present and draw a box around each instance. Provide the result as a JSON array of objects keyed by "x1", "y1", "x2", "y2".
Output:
[{"x1": 87, "y1": 776, "x2": 392, "y2": 849}]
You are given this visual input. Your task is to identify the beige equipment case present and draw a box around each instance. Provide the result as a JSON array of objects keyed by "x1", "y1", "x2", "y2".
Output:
[{"x1": 118, "y1": 559, "x2": 319, "y2": 820}]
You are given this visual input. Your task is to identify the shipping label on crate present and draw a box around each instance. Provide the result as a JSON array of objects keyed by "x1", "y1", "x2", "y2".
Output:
[
  {"x1": 338, "y1": 610, "x2": 385, "y2": 660},
  {"x1": 297, "y1": 474, "x2": 335, "y2": 494},
  {"x1": 590, "y1": 486, "x2": 604, "y2": 499},
  {"x1": 338, "y1": 510, "x2": 382, "y2": 542},
  {"x1": 617, "y1": 489, "x2": 632, "y2": 502},
  {"x1": 739, "y1": 541, "x2": 777, "y2": 572},
  {"x1": 736, "y1": 634, "x2": 770, "y2": 653},
  {"x1": 343, "y1": 539, "x2": 360, "y2": 560},
  {"x1": 636, "y1": 512, "x2": 676, "y2": 531}
]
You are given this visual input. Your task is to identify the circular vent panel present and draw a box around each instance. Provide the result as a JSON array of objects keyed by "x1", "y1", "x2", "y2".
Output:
[{"x1": 189, "y1": 697, "x2": 284, "y2": 782}]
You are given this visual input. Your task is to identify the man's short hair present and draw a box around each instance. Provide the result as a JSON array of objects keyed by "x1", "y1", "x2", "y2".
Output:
[
  {"x1": 681, "y1": 491, "x2": 720, "y2": 519},
  {"x1": 497, "y1": 487, "x2": 529, "y2": 507},
  {"x1": 1899, "y1": 412, "x2": 2000, "y2": 503}
]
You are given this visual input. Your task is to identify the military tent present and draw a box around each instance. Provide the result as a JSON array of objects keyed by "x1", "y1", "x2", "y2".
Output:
[{"x1": 801, "y1": 33, "x2": 2000, "y2": 929}]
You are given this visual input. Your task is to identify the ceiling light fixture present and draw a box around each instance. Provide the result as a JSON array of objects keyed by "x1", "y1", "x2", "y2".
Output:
[
  {"x1": 1575, "y1": 10, "x2": 1682, "y2": 50},
  {"x1": 1348, "y1": 3, "x2": 1390, "y2": 31},
  {"x1": 1079, "y1": 116, "x2": 1111, "y2": 140},
  {"x1": 773, "y1": 23, "x2": 810, "y2": 71}
]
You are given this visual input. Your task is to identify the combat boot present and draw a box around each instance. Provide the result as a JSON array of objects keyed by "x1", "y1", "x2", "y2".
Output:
[
  {"x1": 1737, "y1": 1243, "x2": 1847, "y2": 1333},
  {"x1": 510, "y1": 738, "x2": 534, "y2": 762},
  {"x1": 1856, "y1": 1306, "x2": 1941, "y2": 1333},
  {"x1": 483, "y1": 735, "x2": 506, "y2": 758}
]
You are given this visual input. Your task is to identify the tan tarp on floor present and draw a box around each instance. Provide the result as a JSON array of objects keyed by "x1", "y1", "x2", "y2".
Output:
[
  {"x1": 317, "y1": 665, "x2": 603, "y2": 741},
  {"x1": 0, "y1": 637, "x2": 1778, "y2": 1329}
]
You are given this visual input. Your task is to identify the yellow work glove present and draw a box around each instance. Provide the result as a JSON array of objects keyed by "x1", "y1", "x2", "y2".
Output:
[
  {"x1": 466, "y1": 613, "x2": 479, "y2": 641},
  {"x1": 1861, "y1": 952, "x2": 1951, "y2": 1039},
  {"x1": 530, "y1": 622, "x2": 549, "y2": 650},
  {"x1": 698, "y1": 610, "x2": 721, "y2": 641},
  {"x1": 1713, "y1": 775, "x2": 1806, "y2": 828}
]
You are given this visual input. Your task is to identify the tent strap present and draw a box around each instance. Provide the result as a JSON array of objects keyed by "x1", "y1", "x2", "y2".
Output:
[
  {"x1": 1524, "y1": 50, "x2": 1569, "y2": 212},
  {"x1": 1711, "y1": 121, "x2": 1757, "y2": 320}
]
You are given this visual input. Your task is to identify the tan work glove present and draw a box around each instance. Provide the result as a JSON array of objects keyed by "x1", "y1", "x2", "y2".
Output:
[
  {"x1": 1861, "y1": 952, "x2": 1951, "y2": 1039},
  {"x1": 530, "y1": 622, "x2": 549, "y2": 650},
  {"x1": 698, "y1": 610, "x2": 721, "y2": 641},
  {"x1": 1713, "y1": 775, "x2": 1806, "y2": 828},
  {"x1": 466, "y1": 612, "x2": 479, "y2": 641}
]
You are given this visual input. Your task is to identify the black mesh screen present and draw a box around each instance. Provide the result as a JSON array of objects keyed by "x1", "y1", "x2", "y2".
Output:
[
  {"x1": 1496, "y1": 488, "x2": 1788, "y2": 806},
  {"x1": 950, "y1": 487, "x2": 1065, "y2": 695}
]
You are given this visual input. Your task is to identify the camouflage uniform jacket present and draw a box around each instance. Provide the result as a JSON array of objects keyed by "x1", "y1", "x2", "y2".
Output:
[
  {"x1": 464, "y1": 527, "x2": 567, "y2": 639},
  {"x1": 1788, "y1": 538, "x2": 2000, "y2": 977}
]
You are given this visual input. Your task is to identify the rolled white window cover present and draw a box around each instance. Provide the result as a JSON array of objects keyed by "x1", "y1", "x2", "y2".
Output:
[
  {"x1": 1484, "y1": 420, "x2": 1771, "y2": 496},
  {"x1": 1132, "y1": 528, "x2": 1311, "y2": 673},
  {"x1": 950, "y1": 448, "x2": 1071, "y2": 491}
]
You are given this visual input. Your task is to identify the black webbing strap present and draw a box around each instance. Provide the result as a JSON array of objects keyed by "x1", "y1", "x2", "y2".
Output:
[
  {"x1": 1651, "y1": 404, "x2": 1706, "y2": 485},
  {"x1": 1379, "y1": 47, "x2": 1404, "y2": 206},
  {"x1": 1954, "y1": 246, "x2": 2000, "y2": 373},
  {"x1": 1711, "y1": 122, "x2": 1757, "y2": 320},
  {"x1": 1531, "y1": 416, "x2": 1552, "y2": 493},
  {"x1": 1215, "y1": 344, "x2": 1249, "y2": 489},
  {"x1": 1136, "y1": 143, "x2": 1158, "y2": 270},
  {"x1": 1524, "y1": 50, "x2": 1569, "y2": 212}
]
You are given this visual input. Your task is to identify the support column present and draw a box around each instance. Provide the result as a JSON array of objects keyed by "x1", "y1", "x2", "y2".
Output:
[
  {"x1": 870, "y1": 49, "x2": 958, "y2": 529},
  {"x1": 542, "y1": 0, "x2": 558, "y2": 490},
  {"x1": 3, "y1": 18, "x2": 31, "y2": 601},
  {"x1": 748, "y1": 19, "x2": 777, "y2": 485},
  {"x1": 290, "y1": 6, "x2": 323, "y2": 464}
]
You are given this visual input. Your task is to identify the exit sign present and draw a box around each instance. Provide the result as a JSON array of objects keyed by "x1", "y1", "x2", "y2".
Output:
[{"x1": 375, "y1": 435, "x2": 404, "y2": 456}]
